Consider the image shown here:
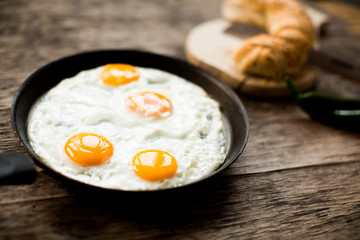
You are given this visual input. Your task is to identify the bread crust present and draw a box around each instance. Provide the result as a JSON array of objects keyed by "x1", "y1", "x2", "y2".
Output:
[{"x1": 222, "y1": 0, "x2": 314, "y2": 79}]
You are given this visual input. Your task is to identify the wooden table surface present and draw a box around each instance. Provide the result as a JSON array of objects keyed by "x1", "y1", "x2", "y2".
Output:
[{"x1": 1, "y1": 0, "x2": 360, "y2": 239}]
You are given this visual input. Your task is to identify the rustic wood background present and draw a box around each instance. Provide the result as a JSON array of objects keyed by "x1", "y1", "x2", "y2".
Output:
[{"x1": 1, "y1": 0, "x2": 360, "y2": 239}]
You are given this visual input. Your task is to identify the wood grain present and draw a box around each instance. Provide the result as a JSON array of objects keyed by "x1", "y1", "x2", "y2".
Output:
[
  {"x1": 1, "y1": 0, "x2": 360, "y2": 239},
  {"x1": 1, "y1": 161, "x2": 360, "y2": 239}
]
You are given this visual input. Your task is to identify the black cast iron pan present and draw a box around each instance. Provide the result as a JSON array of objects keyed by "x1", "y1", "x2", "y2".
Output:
[{"x1": 5, "y1": 49, "x2": 249, "y2": 191}]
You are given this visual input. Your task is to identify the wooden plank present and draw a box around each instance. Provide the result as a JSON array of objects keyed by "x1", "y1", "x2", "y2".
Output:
[
  {"x1": 228, "y1": 94, "x2": 360, "y2": 174},
  {"x1": 1, "y1": 161, "x2": 360, "y2": 239},
  {"x1": 0, "y1": 172, "x2": 73, "y2": 206},
  {"x1": 315, "y1": 1, "x2": 360, "y2": 35}
]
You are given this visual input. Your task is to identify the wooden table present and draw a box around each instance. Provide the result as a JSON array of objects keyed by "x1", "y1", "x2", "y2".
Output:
[{"x1": 1, "y1": 0, "x2": 360, "y2": 239}]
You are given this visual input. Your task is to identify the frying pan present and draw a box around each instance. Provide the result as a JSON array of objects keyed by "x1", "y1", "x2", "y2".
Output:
[{"x1": 6, "y1": 50, "x2": 249, "y2": 191}]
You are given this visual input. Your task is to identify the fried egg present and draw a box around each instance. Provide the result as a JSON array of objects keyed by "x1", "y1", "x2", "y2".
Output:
[{"x1": 27, "y1": 64, "x2": 226, "y2": 190}]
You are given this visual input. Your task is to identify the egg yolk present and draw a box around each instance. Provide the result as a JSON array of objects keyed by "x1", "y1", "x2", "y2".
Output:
[
  {"x1": 100, "y1": 64, "x2": 139, "y2": 86},
  {"x1": 125, "y1": 91, "x2": 172, "y2": 117},
  {"x1": 132, "y1": 150, "x2": 177, "y2": 182},
  {"x1": 64, "y1": 133, "x2": 114, "y2": 166}
]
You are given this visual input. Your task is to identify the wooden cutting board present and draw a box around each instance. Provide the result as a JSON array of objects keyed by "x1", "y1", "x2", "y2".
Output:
[{"x1": 185, "y1": 4, "x2": 328, "y2": 98}]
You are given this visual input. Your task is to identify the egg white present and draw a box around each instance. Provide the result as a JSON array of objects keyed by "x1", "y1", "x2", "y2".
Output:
[{"x1": 27, "y1": 65, "x2": 226, "y2": 190}]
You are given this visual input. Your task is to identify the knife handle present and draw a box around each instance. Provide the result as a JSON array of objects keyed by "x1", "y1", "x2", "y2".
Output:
[
  {"x1": 0, "y1": 153, "x2": 37, "y2": 184},
  {"x1": 309, "y1": 50, "x2": 360, "y2": 82}
]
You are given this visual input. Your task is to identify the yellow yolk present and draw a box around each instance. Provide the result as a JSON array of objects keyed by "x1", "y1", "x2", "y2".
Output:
[
  {"x1": 64, "y1": 133, "x2": 114, "y2": 166},
  {"x1": 100, "y1": 64, "x2": 139, "y2": 86},
  {"x1": 125, "y1": 91, "x2": 172, "y2": 117},
  {"x1": 132, "y1": 150, "x2": 177, "y2": 182}
]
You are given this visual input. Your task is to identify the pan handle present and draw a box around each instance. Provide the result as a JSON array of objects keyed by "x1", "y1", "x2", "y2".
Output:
[{"x1": 0, "y1": 153, "x2": 37, "y2": 184}]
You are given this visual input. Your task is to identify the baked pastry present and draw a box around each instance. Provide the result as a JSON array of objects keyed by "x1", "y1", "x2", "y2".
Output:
[{"x1": 222, "y1": 0, "x2": 314, "y2": 79}]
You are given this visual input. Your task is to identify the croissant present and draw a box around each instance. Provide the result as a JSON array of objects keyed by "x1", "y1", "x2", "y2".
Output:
[{"x1": 222, "y1": 0, "x2": 314, "y2": 79}]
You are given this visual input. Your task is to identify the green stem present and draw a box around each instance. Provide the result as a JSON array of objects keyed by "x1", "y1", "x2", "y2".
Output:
[{"x1": 284, "y1": 75, "x2": 300, "y2": 98}]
